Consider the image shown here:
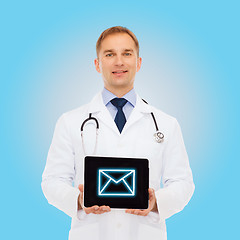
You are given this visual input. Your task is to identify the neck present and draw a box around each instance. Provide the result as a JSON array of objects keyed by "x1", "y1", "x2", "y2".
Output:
[{"x1": 105, "y1": 86, "x2": 134, "y2": 98}]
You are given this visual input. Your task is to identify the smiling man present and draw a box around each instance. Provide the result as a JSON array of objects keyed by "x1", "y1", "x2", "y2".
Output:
[{"x1": 42, "y1": 26, "x2": 195, "y2": 240}]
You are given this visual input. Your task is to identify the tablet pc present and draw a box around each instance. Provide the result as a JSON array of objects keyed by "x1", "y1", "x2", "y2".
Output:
[{"x1": 84, "y1": 156, "x2": 149, "y2": 209}]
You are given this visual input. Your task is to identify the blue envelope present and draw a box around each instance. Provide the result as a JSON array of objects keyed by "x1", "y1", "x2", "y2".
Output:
[{"x1": 98, "y1": 169, "x2": 136, "y2": 196}]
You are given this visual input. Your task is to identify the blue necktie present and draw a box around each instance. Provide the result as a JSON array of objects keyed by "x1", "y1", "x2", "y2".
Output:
[{"x1": 111, "y1": 98, "x2": 128, "y2": 133}]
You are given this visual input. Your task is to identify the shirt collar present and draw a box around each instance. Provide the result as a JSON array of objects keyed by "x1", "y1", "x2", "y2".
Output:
[{"x1": 102, "y1": 88, "x2": 136, "y2": 107}]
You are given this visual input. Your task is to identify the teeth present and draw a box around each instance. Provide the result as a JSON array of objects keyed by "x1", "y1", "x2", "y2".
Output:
[{"x1": 113, "y1": 71, "x2": 127, "y2": 73}]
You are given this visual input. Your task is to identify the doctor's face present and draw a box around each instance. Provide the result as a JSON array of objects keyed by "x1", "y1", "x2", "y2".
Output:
[{"x1": 94, "y1": 33, "x2": 142, "y2": 94}]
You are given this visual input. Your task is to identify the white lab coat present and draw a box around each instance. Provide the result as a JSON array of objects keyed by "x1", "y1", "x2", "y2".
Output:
[{"x1": 41, "y1": 92, "x2": 195, "y2": 240}]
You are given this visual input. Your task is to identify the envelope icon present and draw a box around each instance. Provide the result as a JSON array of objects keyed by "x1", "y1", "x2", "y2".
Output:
[{"x1": 98, "y1": 169, "x2": 136, "y2": 196}]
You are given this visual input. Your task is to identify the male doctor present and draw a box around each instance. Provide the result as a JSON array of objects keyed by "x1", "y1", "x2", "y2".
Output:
[{"x1": 42, "y1": 26, "x2": 195, "y2": 240}]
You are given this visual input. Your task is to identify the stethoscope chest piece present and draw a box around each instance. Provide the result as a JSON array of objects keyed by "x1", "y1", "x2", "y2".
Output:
[{"x1": 154, "y1": 131, "x2": 164, "y2": 143}]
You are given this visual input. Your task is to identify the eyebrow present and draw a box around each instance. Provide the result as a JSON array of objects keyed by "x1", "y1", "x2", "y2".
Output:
[
  {"x1": 103, "y1": 49, "x2": 134, "y2": 54},
  {"x1": 124, "y1": 49, "x2": 134, "y2": 52},
  {"x1": 103, "y1": 49, "x2": 114, "y2": 54}
]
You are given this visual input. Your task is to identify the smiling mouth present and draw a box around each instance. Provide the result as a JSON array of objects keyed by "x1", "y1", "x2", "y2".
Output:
[{"x1": 112, "y1": 70, "x2": 128, "y2": 74}]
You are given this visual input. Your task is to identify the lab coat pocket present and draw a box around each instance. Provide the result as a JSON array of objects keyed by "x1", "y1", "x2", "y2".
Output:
[{"x1": 68, "y1": 222, "x2": 99, "y2": 240}]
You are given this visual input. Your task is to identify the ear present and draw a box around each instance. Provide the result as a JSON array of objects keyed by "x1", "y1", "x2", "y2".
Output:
[
  {"x1": 136, "y1": 57, "x2": 142, "y2": 72},
  {"x1": 94, "y1": 58, "x2": 101, "y2": 73}
]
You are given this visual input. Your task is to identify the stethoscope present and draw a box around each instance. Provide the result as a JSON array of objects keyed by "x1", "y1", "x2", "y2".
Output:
[{"x1": 80, "y1": 99, "x2": 164, "y2": 155}]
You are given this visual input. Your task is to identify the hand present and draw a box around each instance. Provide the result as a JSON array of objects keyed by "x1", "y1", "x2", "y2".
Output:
[
  {"x1": 125, "y1": 188, "x2": 157, "y2": 216},
  {"x1": 78, "y1": 184, "x2": 111, "y2": 214}
]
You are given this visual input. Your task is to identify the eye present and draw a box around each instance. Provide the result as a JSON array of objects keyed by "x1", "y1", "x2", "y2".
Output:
[
  {"x1": 106, "y1": 53, "x2": 113, "y2": 57},
  {"x1": 124, "y1": 52, "x2": 132, "y2": 56}
]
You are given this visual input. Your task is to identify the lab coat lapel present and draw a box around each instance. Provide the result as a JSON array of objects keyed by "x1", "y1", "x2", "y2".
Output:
[
  {"x1": 88, "y1": 92, "x2": 120, "y2": 135},
  {"x1": 97, "y1": 108, "x2": 120, "y2": 135},
  {"x1": 121, "y1": 94, "x2": 152, "y2": 135}
]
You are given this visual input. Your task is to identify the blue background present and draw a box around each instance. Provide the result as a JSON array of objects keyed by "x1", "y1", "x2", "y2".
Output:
[{"x1": 1, "y1": 0, "x2": 239, "y2": 239}]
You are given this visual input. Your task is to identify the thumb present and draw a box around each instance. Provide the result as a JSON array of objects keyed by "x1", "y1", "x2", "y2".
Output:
[
  {"x1": 148, "y1": 188, "x2": 153, "y2": 195},
  {"x1": 78, "y1": 184, "x2": 84, "y2": 193},
  {"x1": 148, "y1": 188, "x2": 154, "y2": 199}
]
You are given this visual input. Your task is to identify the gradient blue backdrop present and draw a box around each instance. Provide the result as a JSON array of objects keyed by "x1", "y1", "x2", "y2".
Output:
[{"x1": 1, "y1": 1, "x2": 239, "y2": 239}]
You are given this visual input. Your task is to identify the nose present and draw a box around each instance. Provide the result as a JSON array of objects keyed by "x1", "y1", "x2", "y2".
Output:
[{"x1": 114, "y1": 54, "x2": 124, "y2": 66}]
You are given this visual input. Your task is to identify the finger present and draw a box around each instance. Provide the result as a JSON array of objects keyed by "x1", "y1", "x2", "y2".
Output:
[
  {"x1": 135, "y1": 209, "x2": 149, "y2": 216},
  {"x1": 139, "y1": 210, "x2": 150, "y2": 216},
  {"x1": 86, "y1": 205, "x2": 111, "y2": 215},
  {"x1": 99, "y1": 206, "x2": 111, "y2": 212},
  {"x1": 102, "y1": 206, "x2": 110, "y2": 212},
  {"x1": 126, "y1": 209, "x2": 141, "y2": 215},
  {"x1": 134, "y1": 210, "x2": 141, "y2": 215},
  {"x1": 127, "y1": 208, "x2": 150, "y2": 216},
  {"x1": 94, "y1": 208, "x2": 109, "y2": 214},
  {"x1": 125, "y1": 209, "x2": 134, "y2": 214},
  {"x1": 84, "y1": 205, "x2": 99, "y2": 214},
  {"x1": 94, "y1": 209, "x2": 103, "y2": 214},
  {"x1": 133, "y1": 210, "x2": 143, "y2": 215}
]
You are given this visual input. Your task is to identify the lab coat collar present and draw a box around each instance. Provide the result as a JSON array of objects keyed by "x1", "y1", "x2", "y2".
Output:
[
  {"x1": 88, "y1": 92, "x2": 152, "y2": 114},
  {"x1": 88, "y1": 92, "x2": 106, "y2": 114},
  {"x1": 87, "y1": 92, "x2": 152, "y2": 135}
]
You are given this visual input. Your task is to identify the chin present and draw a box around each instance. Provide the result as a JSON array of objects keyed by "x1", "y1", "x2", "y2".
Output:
[{"x1": 112, "y1": 80, "x2": 130, "y2": 87}]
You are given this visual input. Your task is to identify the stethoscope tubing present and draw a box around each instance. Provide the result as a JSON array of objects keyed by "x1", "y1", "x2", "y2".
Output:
[
  {"x1": 81, "y1": 113, "x2": 99, "y2": 131},
  {"x1": 80, "y1": 103, "x2": 164, "y2": 155}
]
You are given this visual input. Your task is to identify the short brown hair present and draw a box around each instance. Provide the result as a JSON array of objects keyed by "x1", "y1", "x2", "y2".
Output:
[{"x1": 96, "y1": 26, "x2": 139, "y2": 57}]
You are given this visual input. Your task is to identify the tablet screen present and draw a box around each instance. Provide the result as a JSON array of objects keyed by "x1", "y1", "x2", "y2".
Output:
[{"x1": 84, "y1": 156, "x2": 149, "y2": 209}]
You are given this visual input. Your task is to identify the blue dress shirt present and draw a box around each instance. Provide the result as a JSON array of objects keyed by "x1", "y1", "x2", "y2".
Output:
[{"x1": 102, "y1": 88, "x2": 136, "y2": 120}]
